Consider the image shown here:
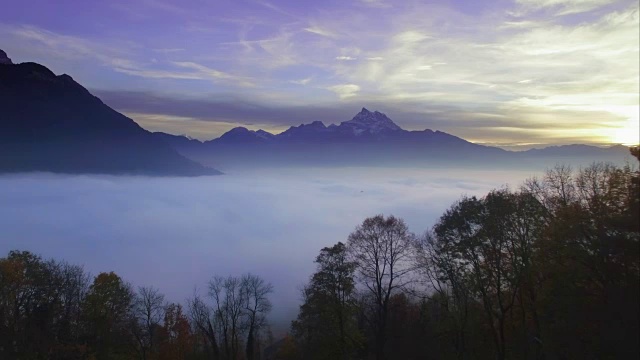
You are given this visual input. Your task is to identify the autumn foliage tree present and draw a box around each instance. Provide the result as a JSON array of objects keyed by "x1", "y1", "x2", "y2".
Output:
[
  {"x1": 0, "y1": 252, "x2": 274, "y2": 360},
  {"x1": 83, "y1": 272, "x2": 135, "y2": 359},
  {"x1": 0, "y1": 251, "x2": 91, "y2": 359},
  {"x1": 158, "y1": 303, "x2": 194, "y2": 360}
]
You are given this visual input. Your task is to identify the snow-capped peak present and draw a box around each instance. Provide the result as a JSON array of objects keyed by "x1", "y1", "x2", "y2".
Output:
[{"x1": 340, "y1": 108, "x2": 402, "y2": 135}]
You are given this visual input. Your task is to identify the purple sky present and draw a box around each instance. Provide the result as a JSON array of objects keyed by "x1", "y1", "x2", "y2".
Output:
[{"x1": 1, "y1": 0, "x2": 638, "y2": 148}]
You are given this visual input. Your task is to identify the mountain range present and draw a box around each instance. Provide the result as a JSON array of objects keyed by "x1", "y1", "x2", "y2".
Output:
[
  {"x1": 153, "y1": 108, "x2": 631, "y2": 171},
  {"x1": 0, "y1": 50, "x2": 220, "y2": 176},
  {"x1": 0, "y1": 50, "x2": 631, "y2": 175}
]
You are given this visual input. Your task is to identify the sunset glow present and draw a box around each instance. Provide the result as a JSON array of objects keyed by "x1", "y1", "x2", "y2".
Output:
[{"x1": 1, "y1": 0, "x2": 638, "y2": 148}]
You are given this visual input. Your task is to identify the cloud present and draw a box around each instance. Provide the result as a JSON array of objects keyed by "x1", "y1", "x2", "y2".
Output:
[
  {"x1": 109, "y1": 61, "x2": 253, "y2": 86},
  {"x1": 514, "y1": 0, "x2": 618, "y2": 15},
  {"x1": 1, "y1": 24, "x2": 254, "y2": 88},
  {"x1": 328, "y1": 84, "x2": 361, "y2": 99},
  {"x1": 172, "y1": 62, "x2": 254, "y2": 86},
  {"x1": 290, "y1": 77, "x2": 312, "y2": 85},
  {"x1": 94, "y1": 90, "x2": 368, "y2": 137},
  {"x1": 393, "y1": 30, "x2": 431, "y2": 44},
  {"x1": 93, "y1": 89, "x2": 635, "y2": 146},
  {"x1": 358, "y1": 0, "x2": 392, "y2": 8},
  {"x1": 304, "y1": 26, "x2": 337, "y2": 38},
  {"x1": 152, "y1": 48, "x2": 185, "y2": 53},
  {"x1": 255, "y1": 0, "x2": 299, "y2": 18},
  {"x1": 124, "y1": 113, "x2": 279, "y2": 139},
  {"x1": 336, "y1": 56, "x2": 357, "y2": 61},
  {"x1": 112, "y1": 66, "x2": 204, "y2": 80},
  {"x1": 5, "y1": 25, "x2": 130, "y2": 67}
]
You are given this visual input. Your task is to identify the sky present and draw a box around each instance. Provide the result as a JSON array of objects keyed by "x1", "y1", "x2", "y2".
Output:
[{"x1": 1, "y1": 0, "x2": 638, "y2": 149}]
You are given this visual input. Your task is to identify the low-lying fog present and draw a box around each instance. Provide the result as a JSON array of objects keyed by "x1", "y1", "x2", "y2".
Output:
[{"x1": 0, "y1": 167, "x2": 541, "y2": 332}]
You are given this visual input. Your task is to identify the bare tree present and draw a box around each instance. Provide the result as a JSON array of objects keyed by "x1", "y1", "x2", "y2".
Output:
[
  {"x1": 56, "y1": 262, "x2": 91, "y2": 346},
  {"x1": 132, "y1": 286, "x2": 166, "y2": 360},
  {"x1": 188, "y1": 292, "x2": 220, "y2": 360},
  {"x1": 241, "y1": 274, "x2": 273, "y2": 360},
  {"x1": 347, "y1": 214, "x2": 415, "y2": 360},
  {"x1": 209, "y1": 276, "x2": 245, "y2": 360}
]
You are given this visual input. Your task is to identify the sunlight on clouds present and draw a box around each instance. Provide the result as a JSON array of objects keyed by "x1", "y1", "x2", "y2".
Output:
[
  {"x1": 515, "y1": 0, "x2": 618, "y2": 15},
  {"x1": 393, "y1": 30, "x2": 431, "y2": 44},
  {"x1": 290, "y1": 77, "x2": 312, "y2": 85},
  {"x1": 469, "y1": 126, "x2": 620, "y2": 146},
  {"x1": 599, "y1": 106, "x2": 640, "y2": 145},
  {"x1": 125, "y1": 113, "x2": 287, "y2": 140},
  {"x1": 328, "y1": 84, "x2": 361, "y2": 99}
]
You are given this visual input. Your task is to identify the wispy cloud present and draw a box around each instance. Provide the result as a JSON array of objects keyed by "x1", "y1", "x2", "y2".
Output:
[
  {"x1": 514, "y1": 0, "x2": 619, "y2": 15},
  {"x1": 3, "y1": 25, "x2": 253, "y2": 87},
  {"x1": 104, "y1": 58, "x2": 253, "y2": 86},
  {"x1": 7, "y1": 25, "x2": 128, "y2": 66},
  {"x1": 125, "y1": 113, "x2": 282, "y2": 139},
  {"x1": 357, "y1": 0, "x2": 392, "y2": 9},
  {"x1": 255, "y1": 0, "x2": 299, "y2": 18},
  {"x1": 304, "y1": 26, "x2": 337, "y2": 38},
  {"x1": 172, "y1": 62, "x2": 254, "y2": 86},
  {"x1": 152, "y1": 48, "x2": 185, "y2": 53},
  {"x1": 290, "y1": 77, "x2": 312, "y2": 85},
  {"x1": 328, "y1": 84, "x2": 361, "y2": 99}
]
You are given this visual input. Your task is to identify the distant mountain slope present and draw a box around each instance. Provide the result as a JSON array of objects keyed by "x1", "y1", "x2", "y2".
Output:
[
  {"x1": 0, "y1": 51, "x2": 220, "y2": 176},
  {"x1": 156, "y1": 108, "x2": 631, "y2": 171},
  {"x1": 521, "y1": 144, "x2": 630, "y2": 158},
  {"x1": 158, "y1": 108, "x2": 515, "y2": 170}
]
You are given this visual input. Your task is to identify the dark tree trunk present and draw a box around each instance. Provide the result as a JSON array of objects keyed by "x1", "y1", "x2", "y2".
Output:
[
  {"x1": 206, "y1": 320, "x2": 219, "y2": 360},
  {"x1": 246, "y1": 325, "x2": 255, "y2": 360}
]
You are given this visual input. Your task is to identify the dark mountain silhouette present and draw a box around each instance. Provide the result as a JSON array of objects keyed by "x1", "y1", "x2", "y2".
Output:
[
  {"x1": 0, "y1": 51, "x2": 220, "y2": 176},
  {"x1": 0, "y1": 49, "x2": 12, "y2": 65},
  {"x1": 155, "y1": 108, "x2": 631, "y2": 171},
  {"x1": 521, "y1": 144, "x2": 630, "y2": 157},
  {"x1": 211, "y1": 126, "x2": 275, "y2": 144},
  {"x1": 155, "y1": 108, "x2": 504, "y2": 170}
]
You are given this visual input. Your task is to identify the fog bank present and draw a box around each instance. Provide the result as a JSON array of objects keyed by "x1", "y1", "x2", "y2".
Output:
[{"x1": 0, "y1": 167, "x2": 538, "y2": 332}]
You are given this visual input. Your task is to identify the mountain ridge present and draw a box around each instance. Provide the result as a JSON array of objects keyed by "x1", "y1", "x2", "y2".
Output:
[
  {"x1": 151, "y1": 108, "x2": 630, "y2": 171},
  {"x1": 157, "y1": 108, "x2": 627, "y2": 155},
  {"x1": 0, "y1": 51, "x2": 220, "y2": 176}
]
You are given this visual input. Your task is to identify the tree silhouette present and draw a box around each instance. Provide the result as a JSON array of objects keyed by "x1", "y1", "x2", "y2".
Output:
[{"x1": 347, "y1": 215, "x2": 414, "y2": 360}]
